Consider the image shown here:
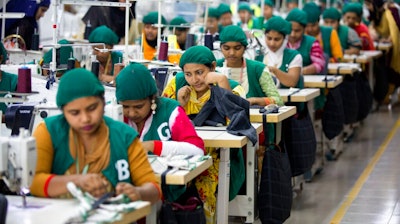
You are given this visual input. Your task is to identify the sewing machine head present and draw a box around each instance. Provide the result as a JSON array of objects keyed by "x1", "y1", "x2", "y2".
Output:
[{"x1": 0, "y1": 128, "x2": 36, "y2": 195}]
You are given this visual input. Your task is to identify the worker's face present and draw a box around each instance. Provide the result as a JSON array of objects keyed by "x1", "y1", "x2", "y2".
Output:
[
  {"x1": 343, "y1": 12, "x2": 359, "y2": 28},
  {"x1": 144, "y1": 24, "x2": 158, "y2": 41},
  {"x1": 238, "y1": 10, "x2": 251, "y2": 23},
  {"x1": 323, "y1": 18, "x2": 339, "y2": 30},
  {"x1": 263, "y1": 5, "x2": 273, "y2": 20},
  {"x1": 120, "y1": 98, "x2": 153, "y2": 126},
  {"x1": 92, "y1": 44, "x2": 112, "y2": 64},
  {"x1": 288, "y1": 22, "x2": 304, "y2": 44},
  {"x1": 287, "y1": 3, "x2": 298, "y2": 11},
  {"x1": 305, "y1": 22, "x2": 320, "y2": 37},
  {"x1": 63, "y1": 96, "x2": 105, "y2": 136},
  {"x1": 183, "y1": 63, "x2": 214, "y2": 94},
  {"x1": 221, "y1": 42, "x2": 245, "y2": 65},
  {"x1": 175, "y1": 29, "x2": 188, "y2": 45},
  {"x1": 206, "y1": 17, "x2": 219, "y2": 33},
  {"x1": 265, "y1": 30, "x2": 285, "y2": 52},
  {"x1": 219, "y1": 13, "x2": 233, "y2": 26},
  {"x1": 35, "y1": 6, "x2": 48, "y2": 20}
]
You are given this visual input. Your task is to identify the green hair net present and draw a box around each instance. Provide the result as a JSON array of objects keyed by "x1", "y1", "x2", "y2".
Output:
[
  {"x1": 264, "y1": 16, "x2": 292, "y2": 35},
  {"x1": 238, "y1": 3, "x2": 252, "y2": 13},
  {"x1": 116, "y1": 63, "x2": 157, "y2": 101},
  {"x1": 179, "y1": 46, "x2": 216, "y2": 69},
  {"x1": 218, "y1": 3, "x2": 231, "y2": 15},
  {"x1": 286, "y1": 8, "x2": 308, "y2": 26},
  {"x1": 322, "y1": 8, "x2": 342, "y2": 21},
  {"x1": 342, "y1": 2, "x2": 363, "y2": 17},
  {"x1": 42, "y1": 39, "x2": 73, "y2": 64},
  {"x1": 303, "y1": 2, "x2": 321, "y2": 23},
  {"x1": 264, "y1": 0, "x2": 274, "y2": 7},
  {"x1": 169, "y1": 16, "x2": 188, "y2": 31},
  {"x1": 219, "y1": 25, "x2": 248, "y2": 46},
  {"x1": 88, "y1": 25, "x2": 119, "y2": 45},
  {"x1": 56, "y1": 68, "x2": 105, "y2": 107},
  {"x1": 143, "y1": 11, "x2": 167, "y2": 25},
  {"x1": 207, "y1": 7, "x2": 220, "y2": 19},
  {"x1": 0, "y1": 42, "x2": 7, "y2": 64}
]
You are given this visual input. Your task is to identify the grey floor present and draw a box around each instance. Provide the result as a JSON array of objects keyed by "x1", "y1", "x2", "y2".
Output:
[{"x1": 230, "y1": 105, "x2": 400, "y2": 224}]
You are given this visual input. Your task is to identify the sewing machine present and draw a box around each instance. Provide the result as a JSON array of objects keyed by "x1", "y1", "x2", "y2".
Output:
[
  {"x1": 4, "y1": 98, "x2": 123, "y2": 137},
  {"x1": 0, "y1": 128, "x2": 36, "y2": 195}
]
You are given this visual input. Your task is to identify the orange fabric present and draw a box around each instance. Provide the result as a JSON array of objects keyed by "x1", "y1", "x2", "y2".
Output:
[
  {"x1": 142, "y1": 33, "x2": 156, "y2": 60},
  {"x1": 329, "y1": 29, "x2": 344, "y2": 62}
]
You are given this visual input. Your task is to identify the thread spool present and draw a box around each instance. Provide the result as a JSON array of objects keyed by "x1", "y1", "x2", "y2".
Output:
[
  {"x1": 204, "y1": 32, "x2": 213, "y2": 50},
  {"x1": 185, "y1": 34, "x2": 195, "y2": 50},
  {"x1": 84, "y1": 20, "x2": 92, "y2": 40},
  {"x1": 91, "y1": 60, "x2": 100, "y2": 78},
  {"x1": 67, "y1": 58, "x2": 75, "y2": 70},
  {"x1": 17, "y1": 67, "x2": 32, "y2": 93},
  {"x1": 113, "y1": 63, "x2": 124, "y2": 77},
  {"x1": 56, "y1": 48, "x2": 61, "y2": 66},
  {"x1": 31, "y1": 30, "x2": 39, "y2": 51},
  {"x1": 158, "y1": 37, "x2": 168, "y2": 61}
]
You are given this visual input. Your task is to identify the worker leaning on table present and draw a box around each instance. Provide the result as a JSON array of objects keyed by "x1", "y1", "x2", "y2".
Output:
[{"x1": 30, "y1": 68, "x2": 161, "y2": 204}]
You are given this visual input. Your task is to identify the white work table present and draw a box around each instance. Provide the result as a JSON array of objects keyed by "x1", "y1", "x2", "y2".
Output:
[
  {"x1": 278, "y1": 88, "x2": 320, "y2": 103},
  {"x1": 6, "y1": 195, "x2": 151, "y2": 224},
  {"x1": 195, "y1": 123, "x2": 262, "y2": 224},
  {"x1": 343, "y1": 50, "x2": 383, "y2": 91},
  {"x1": 150, "y1": 156, "x2": 213, "y2": 185},
  {"x1": 328, "y1": 62, "x2": 361, "y2": 75},
  {"x1": 303, "y1": 75, "x2": 343, "y2": 88}
]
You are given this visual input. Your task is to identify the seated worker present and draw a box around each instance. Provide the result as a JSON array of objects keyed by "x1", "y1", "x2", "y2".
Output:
[
  {"x1": 0, "y1": 42, "x2": 17, "y2": 115},
  {"x1": 257, "y1": 16, "x2": 303, "y2": 88},
  {"x1": 286, "y1": 8, "x2": 326, "y2": 75},
  {"x1": 39, "y1": 39, "x2": 80, "y2": 77},
  {"x1": 201, "y1": 7, "x2": 223, "y2": 36},
  {"x1": 169, "y1": 16, "x2": 189, "y2": 51},
  {"x1": 217, "y1": 3, "x2": 233, "y2": 27},
  {"x1": 115, "y1": 63, "x2": 204, "y2": 156},
  {"x1": 237, "y1": 2, "x2": 257, "y2": 30},
  {"x1": 365, "y1": 0, "x2": 400, "y2": 106},
  {"x1": 342, "y1": 2, "x2": 375, "y2": 51},
  {"x1": 303, "y1": 2, "x2": 343, "y2": 62},
  {"x1": 3, "y1": 0, "x2": 50, "y2": 50},
  {"x1": 88, "y1": 25, "x2": 123, "y2": 83},
  {"x1": 254, "y1": 0, "x2": 275, "y2": 30},
  {"x1": 217, "y1": 25, "x2": 283, "y2": 106},
  {"x1": 162, "y1": 46, "x2": 248, "y2": 223},
  {"x1": 142, "y1": 11, "x2": 167, "y2": 60},
  {"x1": 322, "y1": 7, "x2": 362, "y2": 55},
  {"x1": 30, "y1": 68, "x2": 161, "y2": 204}
]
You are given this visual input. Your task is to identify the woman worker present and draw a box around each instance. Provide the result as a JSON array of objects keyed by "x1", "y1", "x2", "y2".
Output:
[
  {"x1": 115, "y1": 63, "x2": 204, "y2": 156},
  {"x1": 88, "y1": 25, "x2": 123, "y2": 83},
  {"x1": 30, "y1": 68, "x2": 160, "y2": 204},
  {"x1": 259, "y1": 16, "x2": 303, "y2": 89},
  {"x1": 162, "y1": 46, "x2": 247, "y2": 223},
  {"x1": 217, "y1": 25, "x2": 283, "y2": 106}
]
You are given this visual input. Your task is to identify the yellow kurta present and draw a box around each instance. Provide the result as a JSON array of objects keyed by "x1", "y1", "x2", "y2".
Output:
[{"x1": 375, "y1": 9, "x2": 400, "y2": 73}]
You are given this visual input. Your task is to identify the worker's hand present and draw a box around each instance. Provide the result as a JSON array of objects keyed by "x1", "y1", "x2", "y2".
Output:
[
  {"x1": 204, "y1": 72, "x2": 226, "y2": 85},
  {"x1": 141, "y1": 141, "x2": 154, "y2": 153},
  {"x1": 177, "y1": 85, "x2": 191, "y2": 107},
  {"x1": 115, "y1": 182, "x2": 142, "y2": 202},
  {"x1": 76, "y1": 173, "x2": 108, "y2": 198}
]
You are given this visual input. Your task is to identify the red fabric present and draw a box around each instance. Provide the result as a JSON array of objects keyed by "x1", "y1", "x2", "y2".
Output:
[
  {"x1": 354, "y1": 23, "x2": 375, "y2": 50},
  {"x1": 153, "y1": 140, "x2": 162, "y2": 156},
  {"x1": 170, "y1": 107, "x2": 205, "y2": 153}
]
